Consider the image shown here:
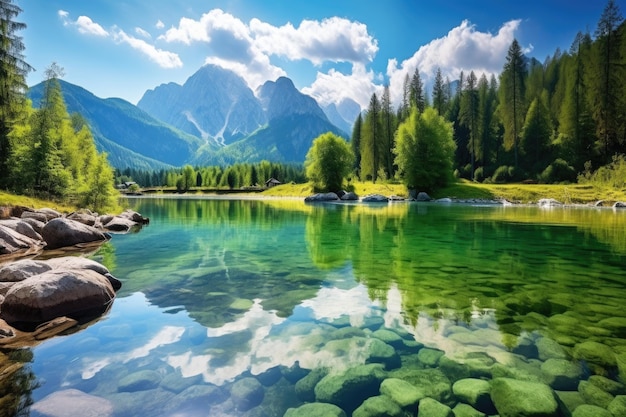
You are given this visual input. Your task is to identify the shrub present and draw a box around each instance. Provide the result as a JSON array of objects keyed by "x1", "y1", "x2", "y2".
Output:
[
  {"x1": 473, "y1": 167, "x2": 484, "y2": 182},
  {"x1": 491, "y1": 165, "x2": 513, "y2": 183},
  {"x1": 538, "y1": 159, "x2": 577, "y2": 183}
]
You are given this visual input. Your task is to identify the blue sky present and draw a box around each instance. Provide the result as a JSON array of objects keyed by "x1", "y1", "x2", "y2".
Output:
[{"x1": 19, "y1": 0, "x2": 623, "y2": 109}]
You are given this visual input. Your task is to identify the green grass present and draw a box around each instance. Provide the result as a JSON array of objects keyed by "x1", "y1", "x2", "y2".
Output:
[{"x1": 0, "y1": 191, "x2": 77, "y2": 213}]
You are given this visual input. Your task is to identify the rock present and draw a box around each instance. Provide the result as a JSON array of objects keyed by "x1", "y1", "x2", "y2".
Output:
[
  {"x1": 30, "y1": 389, "x2": 113, "y2": 417},
  {"x1": 541, "y1": 359, "x2": 584, "y2": 390},
  {"x1": 36, "y1": 208, "x2": 62, "y2": 221},
  {"x1": 571, "y1": 404, "x2": 612, "y2": 417},
  {"x1": 67, "y1": 212, "x2": 97, "y2": 226},
  {"x1": 371, "y1": 329, "x2": 404, "y2": 349},
  {"x1": 20, "y1": 217, "x2": 45, "y2": 234},
  {"x1": 1, "y1": 268, "x2": 116, "y2": 326},
  {"x1": 256, "y1": 365, "x2": 283, "y2": 387},
  {"x1": 159, "y1": 371, "x2": 202, "y2": 394},
  {"x1": 538, "y1": 198, "x2": 562, "y2": 207},
  {"x1": 490, "y1": 378, "x2": 559, "y2": 417},
  {"x1": 452, "y1": 403, "x2": 486, "y2": 417},
  {"x1": 608, "y1": 395, "x2": 626, "y2": 416},
  {"x1": 573, "y1": 341, "x2": 616, "y2": 368},
  {"x1": 555, "y1": 390, "x2": 585, "y2": 414},
  {"x1": 0, "y1": 259, "x2": 51, "y2": 282},
  {"x1": 418, "y1": 347, "x2": 445, "y2": 367},
  {"x1": 20, "y1": 210, "x2": 48, "y2": 223},
  {"x1": 315, "y1": 363, "x2": 387, "y2": 413},
  {"x1": 418, "y1": 397, "x2": 453, "y2": 417},
  {"x1": 102, "y1": 216, "x2": 137, "y2": 232},
  {"x1": 340, "y1": 192, "x2": 359, "y2": 201},
  {"x1": 281, "y1": 361, "x2": 310, "y2": 383},
  {"x1": 597, "y1": 316, "x2": 626, "y2": 338},
  {"x1": 389, "y1": 368, "x2": 452, "y2": 405},
  {"x1": 230, "y1": 377, "x2": 264, "y2": 412},
  {"x1": 536, "y1": 337, "x2": 567, "y2": 360},
  {"x1": 162, "y1": 384, "x2": 226, "y2": 414},
  {"x1": 295, "y1": 367, "x2": 328, "y2": 402},
  {"x1": 365, "y1": 338, "x2": 401, "y2": 369},
  {"x1": 588, "y1": 375, "x2": 625, "y2": 395},
  {"x1": 0, "y1": 224, "x2": 44, "y2": 255},
  {"x1": 118, "y1": 370, "x2": 162, "y2": 392},
  {"x1": 362, "y1": 194, "x2": 388, "y2": 202},
  {"x1": 119, "y1": 209, "x2": 149, "y2": 223},
  {"x1": 578, "y1": 380, "x2": 614, "y2": 408},
  {"x1": 617, "y1": 352, "x2": 626, "y2": 384},
  {"x1": 416, "y1": 192, "x2": 431, "y2": 201},
  {"x1": 452, "y1": 378, "x2": 495, "y2": 414},
  {"x1": 379, "y1": 377, "x2": 425, "y2": 409},
  {"x1": 284, "y1": 402, "x2": 347, "y2": 417},
  {"x1": 353, "y1": 395, "x2": 404, "y2": 417},
  {"x1": 613, "y1": 201, "x2": 626, "y2": 208},
  {"x1": 0, "y1": 218, "x2": 43, "y2": 241},
  {"x1": 45, "y1": 256, "x2": 121, "y2": 291},
  {"x1": 304, "y1": 192, "x2": 339, "y2": 202},
  {"x1": 41, "y1": 217, "x2": 109, "y2": 250}
]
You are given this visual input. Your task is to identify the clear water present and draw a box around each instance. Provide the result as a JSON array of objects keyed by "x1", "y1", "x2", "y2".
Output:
[{"x1": 4, "y1": 198, "x2": 626, "y2": 416}]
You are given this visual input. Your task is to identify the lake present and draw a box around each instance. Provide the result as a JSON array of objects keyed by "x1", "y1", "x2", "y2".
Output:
[{"x1": 4, "y1": 197, "x2": 626, "y2": 416}]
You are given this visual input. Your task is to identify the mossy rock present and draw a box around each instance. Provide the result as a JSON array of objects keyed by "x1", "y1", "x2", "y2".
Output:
[
  {"x1": 588, "y1": 375, "x2": 625, "y2": 395},
  {"x1": 283, "y1": 402, "x2": 346, "y2": 417},
  {"x1": 490, "y1": 378, "x2": 559, "y2": 417},
  {"x1": 439, "y1": 356, "x2": 471, "y2": 381},
  {"x1": 417, "y1": 397, "x2": 453, "y2": 417},
  {"x1": 452, "y1": 378, "x2": 495, "y2": 414},
  {"x1": 578, "y1": 380, "x2": 614, "y2": 408},
  {"x1": 573, "y1": 341, "x2": 616, "y2": 368},
  {"x1": 597, "y1": 317, "x2": 626, "y2": 338},
  {"x1": 371, "y1": 329, "x2": 405, "y2": 349},
  {"x1": 607, "y1": 395, "x2": 626, "y2": 417},
  {"x1": 388, "y1": 368, "x2": 452, "y2": 405},
  {"x1": 352, "y1": 395, "x2": 403, "y2": 417},
  {"x1": 229, "y1": 298, "x2": 254, "y2": 311},
  {"x1": 555, "y1": 390, "x2": 585, "y2": 414},
  {"x1": 571, "y1": 404, "x2": 612, "y2": 417},
  {"x1": 230, "y1": 377, "x2": 264, "y2": 412},
  {"x1": 379, "y1": 378, "x2": 426, "y2": 409},
  {"x1": 118, "y1": 370, "x2": 162, "y2": 392},
  {"x1": 535, "y1": 337, "x2": 567, "y2": 361},
  {"x1": 541, "y1": 359, "x2": 584, "y2": 390},
  {"x1": 365, "y1": 338, "x2": 401, "y2": 369},
  {"x1": 163, "y1": 384, "x2": 227, "y2": 414},
  {"x1": 160, "y1": 371, "x2": 202, "y2": 394},
  {"x1": 616, "y1": 352, "x2": 626, "y2": 383},
  {"x1": 295, "y1": 368, "x2": 328, "y2": 402},
  {"x1": 417, "y1": 347, "x2": 445, "y2": 367},
  {"x1": 451, "y1": 403, "x2": 486, "y2": 417}
]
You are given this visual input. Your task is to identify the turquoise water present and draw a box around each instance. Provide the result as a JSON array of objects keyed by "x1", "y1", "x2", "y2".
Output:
[{"x1": 7, "y1": 198, "x2": 626, "y2": 416}]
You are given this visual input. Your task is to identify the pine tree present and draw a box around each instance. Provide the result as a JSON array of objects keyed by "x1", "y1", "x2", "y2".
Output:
[
  {"x1": 499, "y1": 39, "x2": 527, "y2": 169},
  {"x1": 432, "y1": 67, "x2": 447, "y2": 116},
  {"x1": 409, "y1": 68, "x2": 425, "y2": 113},
  {"x1": 351, "y1": 113, "x2": 362, "y2": 177},
  {"x1": 380, "y1": 84, "x2": 396, "y2": 179},
  {"x1": 521, "y1": 98, "x2": 553, "y2": 174},
  {"x1": 361, "y1": 93, "x2": 381, "y2": 181},
  {"x1": 0, "y1": 0, "x2": 32, "y2": 187},
  {"x1": 460, "y1": 71, "x2": 479, "y2": 179}
]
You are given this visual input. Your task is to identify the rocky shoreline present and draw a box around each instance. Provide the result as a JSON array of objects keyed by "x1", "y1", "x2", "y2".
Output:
[{"x1": 0, "y1": 207, "x2": 149, "y2": 346}]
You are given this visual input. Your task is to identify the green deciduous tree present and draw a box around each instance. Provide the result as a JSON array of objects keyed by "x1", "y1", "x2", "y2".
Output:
[
  {"x1": 394, "y1": 107, "x2": 456, "y2": 192},
  {"x1": 305, "y1": 132, "x2": 354, "y2": 192}
]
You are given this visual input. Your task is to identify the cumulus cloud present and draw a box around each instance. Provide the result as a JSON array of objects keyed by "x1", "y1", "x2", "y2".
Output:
[
  {"x1": 113, "y1": 28, "x2": 183, "y2": 69},
  {"x1": 156, "y1": 20, "x2": 165, "y2": 29},
  {"x1": 135, "y1": 27, "x2": 151, "y2": 39},
  {"x1": 58, "y1": 11, "x2": 108, "y2": 37},
  {"x1": 387, "y1": 19, "x2": 522, "y2": 106},
  {"x1": 302, "y1": 63, "x2": 378, "y2": 109}
]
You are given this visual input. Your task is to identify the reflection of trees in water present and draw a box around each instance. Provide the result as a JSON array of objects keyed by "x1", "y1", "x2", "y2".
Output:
[{"x1": 0, "y1": 349, "x2": 38, "y2": 417}]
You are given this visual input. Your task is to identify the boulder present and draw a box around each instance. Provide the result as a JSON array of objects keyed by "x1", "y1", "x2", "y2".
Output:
[
  {"x1": 284, "y1": 402, "x2": 347, "y2": 417},
  {"x1": 452, "y1": 403, "x2": 486, "y2": 417},
  {"x1": 230, "y1": 377, "x2": 264, "y2": 412},
  {"x1": 36, "y1": 208, "x2": 62, "y2": 221},
  {"x1": 41, "y1": 217, "x2": 109, "y2": 250},
  {"x1": 20, "y1": 217, "x2": 45, "y2": 234},
  {"x1": 578, "y1": 380, "x2": 614, "y2": 408},
  {"x1": 608, "y1": 395, "x2": 626, "y2": 417},
  {"x1": 571, "y1": 404, "x2": 612, "y2": 417},
  {"x1": 305, "y1": 192, "x2": 340, "y2": 202},
  {"x1": 365, "y1": 338, "x2": 401, "y2": 369},
  {"x1": 30, "y1": 389, "x2": 113, "y2": 417},
  {"x1": 379, "y1": 377, "x2": 425, "y2": 409},
  {"x1": 0, "y1": 224, "x2": 44, "y2": 255},
  {"x1": 417, "y1": 347, "x2": 445, "y2": 367},
  {"x1": 295, "y1": 367, "x2": 328, "y2": 402},
  {"x1": 490, "y1": 378, "x2": 560, "y2": 417},
  {"x1": 0, "y1": 259, "x2": 51, "y2": 282},
  {"x1": 573, "y1": 341, "x2": 616, "y2": 368},
  {"x1": 340, "y1": 191, "x2": 359, "y2": 201},
  {"x1": 588, "y1": 375, "x2": 625, "y2": 395},
  {"x1": 416, "y1": 192, "x2": 431, "y2": 201},
  {"x1": 617, "y1": 352, "x2": 626, "y2": 384},
  {"x1": 119, "y1": 209, "x2": 149, "y2": 224},
  {"x1": 45, "y1": 256, "x2": 121, "y2": 291},
  {"x1": 102, "y1": 216, "x2": 136, "y2": 232},
  {"x1": 452, "y1": 378, "x2": 495, "y2": 414},
  {"x1": 1, "y1": 268, "x2": 116, "y2": 326},
  {"x1": 163, "y1": 384, "x2": 227, "y2": 414},
  {"x1": 0, "y1": 219, "x2": 43, "y2": 241},
  {"x1": 541, "y1": 359, "x2": 584, "y2": 390},
  {"x1": 389, "y1": 368, "x2": 452, "y2": 405},
  {"x1": 538, "y1": 198, "x2": 562, "y2": 207},
  {"x1": 613, "y1": 201, "x2": 626, "y2": 208},
  {"x1": 20, "y1": 210, "x2": 48, "y2": 223},
  {"x1": 67, "y1": 212, "x2": 98, "y2": 226},
  {"x1": 315, "y1": 363, "x2": 387, "y2": 413},
  {"x1": 118, "y1": 370, "x2": 162, "y2": 392},
  {"x1": 353, "y1": 395, "x2": 404, "y2": 417},
  {"x1": 417, "y1": 397, "x2": 453, "y2": 417},
  {"x1": 362, "y1": 194, "x2": 388, "y2": 202}
]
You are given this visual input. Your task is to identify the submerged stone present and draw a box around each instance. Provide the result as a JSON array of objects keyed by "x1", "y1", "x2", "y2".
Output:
[
  {"x1": 118, "y1": 370, "x2": 162, "y2": 392},
  {"x1": 417, "y1": 347, "x2": 445, "y2": 367},
  {"x1": 417, "y1": 397, "x2": 453, "y2": 417},
  {"x1": 353, "y1": 395, "x2": 404, "y2": 417},
  {"x1": 284, "y1": 402, "x2": 346, "y2": 417},
  {"x1": 314, "y1": 363, "x2": 386, "y2": 413},
  {"x1": 541, "y1": 358, "x2": 584, "y2": 390},
  {"x1": 588, "y1": 375, "x2": 625, "y2": 395},
  {"x1": 571, "y1": 404, "x2": 612, "y2": 417},
  {"x1": 388, "y1": 368, "x2": 452, "y2": 405},
  {"x1": 379, "y1": 377, "x2": 425, "y2": 409},
  {"x1": 452, "y1": 403, "x2": 486, "y2": 417},
  {"x1": 490, "y1": 377, "x2": 559, "y2": 417},
  {"x1": 555, "y1": 390, "x2": 585, "y2": 414},
  {"x1": 230, "y1": 377, "x2": 264, "y2": 412},
  {"x1": 608, "y1": 395, "x2": 626, "y2": 417},
  {"x1": 452, "y1": 378, "x2": 495, "y2": 414},
  {"x1": 295, "y1": 367, "x2": 328, "y2": 402},
  {"x1": 573, "y1": 341, "x2": 616, "y2": 367},
  {"x1": 536, "y1": 337, "x2": 567, "y2": 361},
  {"x1": 30, "y1": 389, "x2": 113, "y2": 417},
  {"x1": 371, "y1": 329, "x2": 404, "y2": 349},
  {"x1": 578, "y1": 380, "x2": 614, "y2": 408}
]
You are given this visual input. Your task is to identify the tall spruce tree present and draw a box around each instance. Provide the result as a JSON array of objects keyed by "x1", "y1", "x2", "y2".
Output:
[
  {"x1": 432, "y1": 67, "x2": 447, "y2": 116},
  {"x1": 380, "y1": 84, "x2": 396, "y2": 179},
  {"x1": 351, "y1": 113, "x2": 363, "y2": 177},
  {"x1": 460, "y1": 71, "x2": 479, "y2": 179},
  {"x1": 361, "y1": 93, "x2": 381, "y2": 181},
  {"x1": 409, "y1": 68, "x2": 425, "y2": 113},
  {"x1": 499, "y1": 39, "x2": 527, "y2": 169},
  {"x1": 0, "y1": 0, "x2": 32, "y2": 188}
]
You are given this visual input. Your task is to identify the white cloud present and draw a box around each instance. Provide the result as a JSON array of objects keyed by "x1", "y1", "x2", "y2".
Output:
[
  {"x1": 302, "y1": 63, "x2": 378, "y2": 109},
  {"x1": 135, "y1": 27, "x2": 151, "y2": 39},
  {"x1": 58, "y1": 11, "x2": 108, "y2": 37},
  {"x1": 113, "y1": 28, "x2": 183, "y2": 69},
  {"x1": 156, "y1": 20, "x2": 165, "y2": 30},
  {"x1": 250, "y1": 16, "x2": 378, "y2": 65},
  {"x1": 387, "y1": 19, "x2": 522, "y2": 106}
]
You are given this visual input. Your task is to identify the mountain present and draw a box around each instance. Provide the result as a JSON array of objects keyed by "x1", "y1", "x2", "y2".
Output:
[
  {"x1": 138, "y1": 65, "x2": 266, "y2": 146},
  {"x1": 28, "y1": 80, "x2": 205, "y2": 169}
]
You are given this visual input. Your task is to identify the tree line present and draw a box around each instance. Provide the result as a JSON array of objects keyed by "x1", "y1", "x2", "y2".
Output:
[{"x1": 353, "y1": 0, "x2": 625, "y2": 185}]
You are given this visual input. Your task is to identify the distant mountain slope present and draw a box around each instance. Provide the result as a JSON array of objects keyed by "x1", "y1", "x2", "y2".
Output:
[
  {"x1": 28, "y1": 80, "x2": 205, "y2": 169},
  {"x1": 138, "y1": 65, "x2": 266, "y2": 146}
]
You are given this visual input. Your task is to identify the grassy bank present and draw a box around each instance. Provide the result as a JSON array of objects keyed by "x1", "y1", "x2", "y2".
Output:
[
  {"x1": 262, "y1": 180, "x2": 626, "y2": 205},
  {"x1": 0, "y1": 191, "x2": 77, "y2": 213}
]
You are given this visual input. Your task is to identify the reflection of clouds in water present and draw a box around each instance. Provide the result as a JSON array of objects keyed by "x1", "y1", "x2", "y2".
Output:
[
  {"x1": 125, "y1": 326, "x2": 185, "y2": 362},
  {"x1": 206, "y1": 299, "x2": 282, "y2": 338},
  {"x1": 300, "y1": 284, "x2": 373, "y2": 326}
]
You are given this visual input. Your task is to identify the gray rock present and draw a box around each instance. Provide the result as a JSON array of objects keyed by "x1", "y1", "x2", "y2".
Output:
[
  {"x1": 230, "y1": 377, "x2": 264, "y2": 412},
  {"x1": 417, "y1": 397, "x2": 453, "y2": 417},
  {"x1": 30, "y1": 389, "x2": 113, "y2": 417},
  {"x1": 118, "y1": 209, "x2": 148, "y2": 223},
  {"x1": 0, "y1": 259, "x2": 51, "y2": 282},
  {"x1": 613, "y1": 201, "x2": 626, "y2": 208},
  {"x1": 353, "y1": 395, "x2": 403, "y2": 417},
  {"x1": 304, "y1": 192, "x2": 339, "y2": 202},
  {"x1": 118, "y1": 370, "x2": 162, "y2": 392},
  {"x1": 20, "y1": 217, "x2": 45, "y2": 234},
  {"x1": 416, "y1": 192, "x2": 431, "y2": 201},
  {"x1": 284, "y1": 402, "x2": 347, "y2": 417},
  {"x1": 541, "y1": 359, "x2": 584, "y2": 390},
  {"x1": 538, "y1": 198, "x2": 562, "y2": 207},
  {"x1": 340, "y1": 192, "x2": 359, "y2": 200},
  {"x1": 362, "y1": 194, "x2": 388, "y2": 202},
  {"x1": 102, "y1": 216, "x2": 136, "y2": 232},
  {"x1": 490, "y1": 378, "x2": 559, "y2": 417},
  {"x1": 163, "y1": 384, "x2": 226, "y2": 413},
  {"x1": 0, "y1": 224, "x2": 44, "y2": 255},
  {"x1": 20, "y1": 210, "x2": 48, "y2": 223},
  {"x1": 41, "y1": 217, "x2": 109, "y2": 250},
  {"x1": 67, "y1": 212, "x2": 97, "y2": 226},
  {"x1": 36, "y1": 208, "x2": 62, "y2": 221},
  {"x1": 0, "y1": 218, "x2": 43, "y2": 241}
]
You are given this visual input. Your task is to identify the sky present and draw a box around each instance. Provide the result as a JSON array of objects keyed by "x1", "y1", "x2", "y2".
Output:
[{"x1": 19, "y1": 0, "x2": 624, "y2": 110}]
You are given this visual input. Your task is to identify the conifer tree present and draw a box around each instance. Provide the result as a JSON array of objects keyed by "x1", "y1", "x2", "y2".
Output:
[
  {"x1": 351, "y1": 113, "x2": 363, "y2": 177},
  {"x1": 460, "y1": 71, "x2": 479, "y2": 179},
  {"x1": 409, "y1": 68, "x2": 425, "y2": 113},
  {"x1": 380, "y1": 84, "x2": 396, "y2": 179},
  {"x1": 432, "y1": 67, "x2": 447, "y2": 116},
  {"x1": 361, "y1": 93, "x2": 381, "y2": 181}
]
